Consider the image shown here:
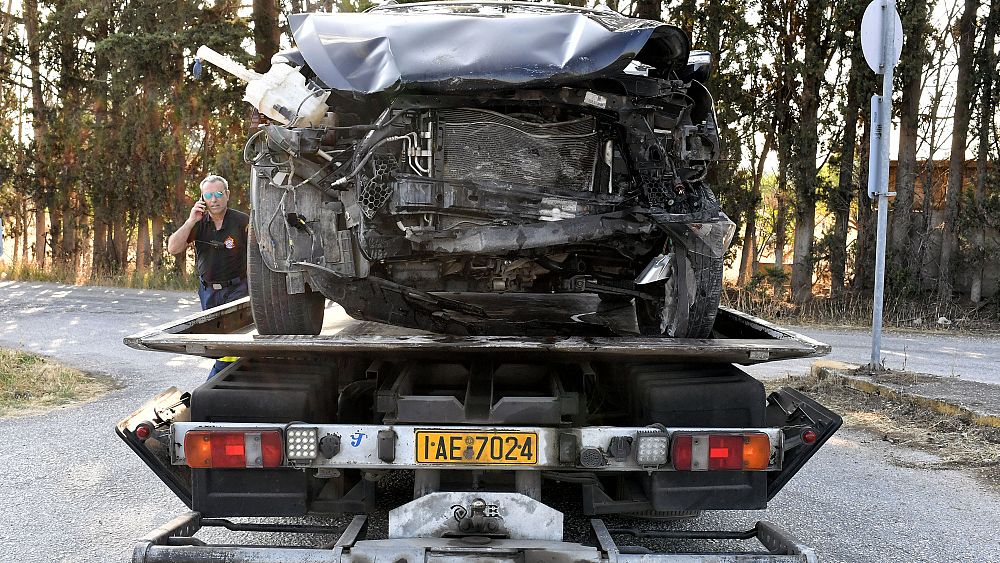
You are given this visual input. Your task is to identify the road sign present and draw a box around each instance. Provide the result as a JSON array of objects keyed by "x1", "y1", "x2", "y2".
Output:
[
  {"x1": 861, "y1": 0, "x2": 902, "y2": 369},
  {"x1": 861, "y1": 0, "x2": 903, "y2": 73}
]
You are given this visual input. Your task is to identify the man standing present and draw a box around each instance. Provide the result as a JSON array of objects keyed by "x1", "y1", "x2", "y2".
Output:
[{"x1": 167, "y1": 174, "x2": 249, "y2": 378}]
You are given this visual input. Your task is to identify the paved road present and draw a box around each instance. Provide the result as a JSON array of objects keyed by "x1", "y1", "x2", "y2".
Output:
[
  {"x1": 744, "y1": 324, "x2": 1000, "y2": 384},
  {"x1": 1, "y1": 281, "x2": 999, "y2": 562}
]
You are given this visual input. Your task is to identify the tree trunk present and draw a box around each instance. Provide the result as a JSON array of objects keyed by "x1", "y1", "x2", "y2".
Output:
[
  {"x1": 19, "y1": 201, "x2": 28, "y2": 263},
  {"x1": 936, "y1": 0, "x2": 977, "y2": 301},
  {"x1": 92, "y1": 214, "x2": 107, "y2": 274},
  {"x1": 916, "y1": 159, "x2": 934, "y2": 288},
  {"x1": 252, "y1": 0, "x2": 281, "y2": 74},
  {"x1": 830, "y1": 31, "x2": 866, "y2": 296},
  {"x1": 173, "y1": 176, "x2": 189, "y2": 275},
  {"x1": 48, "y1": 207, "x2": 63, "y2": 265},
  {"x1": 853, "y1": 109, "x2": 874, "y2": 290},
  {"x1": 152, "y1": 216, "x2": 164, "y2": 268},
  {"x1": 11, "y1": 202, "x2": 21, "y2": 262},
  {"x1": 889, "y1": 0, "x2": 929, "y2": 275},
  {"x1": 774, "y1": 166, "x2": 789, "y2": 299},
  {"x1": 737, "y1": 223, "x2": 757, "y2": 285},
  {"x1": 738, "y1": 132, "x2": 774, "y2": 285},
  {"x1": 136, "y1": 214, "x2": 150, "y2": 276},
  {"x1": 636, "y1": 0, "x2": 662, "y2": 21},
  {"x1": 971, "y1": 3, "x2": 997, "y2": 303},
  {"x1": 25, "y1": 0, "x2": 47, "y2": 269},
  {"x1": 34, "y1": 207, "x2": 45, "y2": 267},
  {"x1": 111, "y1": 214, "x2": 129, "y2": 271},
  {"x1": 790, "y1": 3, "x2": 825, "y2": 304},
  {"x1": 61, "y1": 198, "x2": 76, "y2": 270}
]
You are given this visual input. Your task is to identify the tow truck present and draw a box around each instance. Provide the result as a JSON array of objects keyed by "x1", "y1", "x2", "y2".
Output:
[{"x1": 118, "y1": 295, "x2": 840, "y2": 562}]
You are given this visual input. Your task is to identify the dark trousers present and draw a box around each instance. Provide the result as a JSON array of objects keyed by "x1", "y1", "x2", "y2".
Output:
[{"x1": 198, "y1": 277, "x2": 249, "y2": 378}]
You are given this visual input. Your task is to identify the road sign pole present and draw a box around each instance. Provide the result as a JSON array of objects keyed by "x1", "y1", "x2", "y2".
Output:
[
  {"x1": 871, "y1": 178, "x2": 890, "y2": 366},
  {"x1": 862, "y1": 0, "x2": 899, "y2": 368}
]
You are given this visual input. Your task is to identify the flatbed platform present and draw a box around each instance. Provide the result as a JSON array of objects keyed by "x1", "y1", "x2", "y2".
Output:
[{"x1": 124, "y1": 294, "x2": 829, "y2": 364}]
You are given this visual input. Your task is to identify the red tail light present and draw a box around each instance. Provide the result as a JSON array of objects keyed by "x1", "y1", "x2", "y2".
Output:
[
  {"x1": 671, "y1": 435, "x2": 693, "y2": 470},
  {"x1": 671, "y1": 432, "x2": 772, "y2": 471},
  {"x1": 184, "y1": 430, "x2": 283, "y2": 468},
  {"x1": 708, "y1": 435, "x2": 744, "y2": 470}
]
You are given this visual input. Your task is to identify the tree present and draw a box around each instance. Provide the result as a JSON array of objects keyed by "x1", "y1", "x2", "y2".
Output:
[
  {"x1": 253, "y1": 0, "x2": 280, "y2": 74},
  {"x1": 828, "y1": 0, "x2": 872, "y2": 296},
  {"x1": 852, "y1": 100, "x2": 875, "y2": 291},
  {"x1": 24, "y1": 0, "x2": 47, "y2": 268},
  {"x1": 790, "y1": 0, "x2": 837, "y2": 303},
  {"x1": 970, "y1": 0, "x2": 998, "y2": 302},
  {"x1": 635, "y1": 0, "x2": 662, "y2": 21},
  {"x1": 937, "y1": 0, "x2": 978, "y2": 301},
  {"x1": 889, "y1": 0, "x2": 931, "y2": 279}
]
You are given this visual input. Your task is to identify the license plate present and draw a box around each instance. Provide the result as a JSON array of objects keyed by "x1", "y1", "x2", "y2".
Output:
[{"x1": 415, "y1": 431, "x2": 538, "y2": 465}]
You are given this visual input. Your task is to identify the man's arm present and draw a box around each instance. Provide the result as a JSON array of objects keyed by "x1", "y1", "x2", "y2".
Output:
[{"x1": 167, "y1": 200, "x2": 207, "y2": 255}]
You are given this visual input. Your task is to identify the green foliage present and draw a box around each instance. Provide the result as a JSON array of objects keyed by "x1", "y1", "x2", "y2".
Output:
[
  {"x1": 1, "y1": 0, "x2": 997, "y2": 305},
  {"x1": 745, "y1": 265, "x2": 789, "y2": 297}
]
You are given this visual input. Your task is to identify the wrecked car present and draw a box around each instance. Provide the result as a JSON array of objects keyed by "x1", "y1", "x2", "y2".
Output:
[{"x1": 200, "y1": 1, "x2": 734, "y2": 337}]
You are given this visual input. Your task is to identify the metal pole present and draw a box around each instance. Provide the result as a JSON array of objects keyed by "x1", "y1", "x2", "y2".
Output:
[
  {"x1": 869, "y1": 0, "x2": 897, "y2": 368},
  {"x1": 871, "y1": 189, "x2": 889, "y2": 366}
]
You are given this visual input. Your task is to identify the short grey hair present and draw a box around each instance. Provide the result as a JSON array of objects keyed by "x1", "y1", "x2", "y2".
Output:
[{"x1": 199, "y1": 174, "x2": 229, "y2": 191}]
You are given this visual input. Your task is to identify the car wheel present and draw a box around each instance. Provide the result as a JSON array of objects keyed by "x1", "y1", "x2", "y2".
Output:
[
  {"x1": 636, "y1": 246, "x2": 722, "y2": 338},
  {"x1": 247, "y1": 226, "x2": 326, "y2": 335}
]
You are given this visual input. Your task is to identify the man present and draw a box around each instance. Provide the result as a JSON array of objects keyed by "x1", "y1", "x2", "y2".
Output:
[{"x1": 167, "y1": 174, "x2": 249, "y2": 378}]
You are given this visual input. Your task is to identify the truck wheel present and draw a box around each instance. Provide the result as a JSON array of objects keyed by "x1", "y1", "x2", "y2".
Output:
[
  {"x1": 636, "y1": 247, "x2": 722, "y2": 338},
  {"x1": 248, "y1": 227, "x2": 326, "y2": 335}
]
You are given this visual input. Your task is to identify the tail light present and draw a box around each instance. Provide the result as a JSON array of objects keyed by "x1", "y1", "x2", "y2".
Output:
[
  {"x1": 671, "y1": 432, "x2": 772, "y2": 471},
  {"x1": 184, "y1": 430, "x2": 283, "y2": 468}
]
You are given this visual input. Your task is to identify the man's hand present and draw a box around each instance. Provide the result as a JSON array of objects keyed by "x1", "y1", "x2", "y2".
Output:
[
  {"x1": 188, "y1": 200, "x2": 207, "y2": 223},
  {"x1": 168, "y1": 200, "x2": 206, "y2": 255}
]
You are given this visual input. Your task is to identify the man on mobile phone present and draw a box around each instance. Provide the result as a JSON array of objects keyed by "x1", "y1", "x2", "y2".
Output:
[{"x1": 167, "y1": 174, "x2": 249, "y2": 378}]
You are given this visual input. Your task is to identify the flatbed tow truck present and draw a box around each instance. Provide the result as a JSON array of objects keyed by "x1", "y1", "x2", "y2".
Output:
[{"x1": 117, "y1": 295, "x2": 841, "y2": 562}]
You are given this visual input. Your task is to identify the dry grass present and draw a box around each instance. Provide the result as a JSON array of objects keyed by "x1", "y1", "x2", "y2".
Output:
[
  {"x1": 769, "y1": 374, "x2": 1000, "y2": 489},
  {"x1": 0, "y1": 261, "x2": 198, "y2": 292},
  {"x1": 0, "y1": 348, "x2": 114, "y2": 417},
  {"x1": 724, "y1": 286, "x2": 1000, "y2": 333}
]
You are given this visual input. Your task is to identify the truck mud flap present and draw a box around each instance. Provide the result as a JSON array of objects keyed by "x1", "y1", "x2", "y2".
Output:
[
  {"x1": 132, "y1": 512, "x2": 817, "y2": 563},
  {"x1": 765, "y1": 387, "x2": 843, "y2": 501},
  {"x1": 116, "y1": 387, "x2": 193, "y2": 507}
]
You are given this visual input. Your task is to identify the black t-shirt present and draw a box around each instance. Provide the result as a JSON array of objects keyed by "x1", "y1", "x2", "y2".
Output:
[{"x1": 188, "y1": 208, "x2": 249, "y2": 282}]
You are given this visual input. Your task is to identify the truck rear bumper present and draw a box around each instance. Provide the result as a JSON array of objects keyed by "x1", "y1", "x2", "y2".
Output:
[{"x1": 133, "y1": 512, "x2": 818, "y2": 563}]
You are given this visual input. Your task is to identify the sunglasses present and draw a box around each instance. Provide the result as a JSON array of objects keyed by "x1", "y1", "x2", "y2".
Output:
[{"x1": 203, "y1": 191, "x2": 225, "y2": 200}]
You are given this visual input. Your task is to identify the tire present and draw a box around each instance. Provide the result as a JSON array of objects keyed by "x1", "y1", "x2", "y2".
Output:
[
  {"x1": 247, "y1": 226, "x2": 326, "y2": 335},
  {"x1": 636, "y1": 247, "x2": 723, "y2": 338}
]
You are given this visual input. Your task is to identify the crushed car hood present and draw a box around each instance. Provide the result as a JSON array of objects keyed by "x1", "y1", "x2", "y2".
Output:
[{"x1": 288, "y1": 10, "x2": 689, "y2": 94}]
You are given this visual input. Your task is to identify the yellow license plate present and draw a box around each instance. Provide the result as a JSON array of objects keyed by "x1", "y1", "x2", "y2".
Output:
[{"x1": 415, "y1": 431, "x2": 538, "y2": 465}]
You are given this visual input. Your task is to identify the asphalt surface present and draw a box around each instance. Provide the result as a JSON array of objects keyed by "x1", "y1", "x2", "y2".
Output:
[
  {"x1": 744, "y1": 324, "x2": 1000, "y2": 384},
  {"x1": 1, "y1": 280, "x2": 998, "y2": 562}
]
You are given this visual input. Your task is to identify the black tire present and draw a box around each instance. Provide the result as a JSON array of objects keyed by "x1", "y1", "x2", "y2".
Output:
[
  {"x1": 247, "y1": 227, "x2": 326, "y2": 335},
  {"x1": 636, "y1": 247, "x2": 723, "y2": 338}
]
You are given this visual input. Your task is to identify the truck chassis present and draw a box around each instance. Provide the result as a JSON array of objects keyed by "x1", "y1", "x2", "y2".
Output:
[{"x1": 119, "y1": 296, "x2": 839, "y2": 562}]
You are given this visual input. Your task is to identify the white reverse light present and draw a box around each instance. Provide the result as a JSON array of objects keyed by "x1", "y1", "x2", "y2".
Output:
[
  {"x1": 634, "y1": 433, "x2": 669, "y2": 466},
  {"x1": 285, "y1": 427, "x2": 319, "y2": 460}
]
